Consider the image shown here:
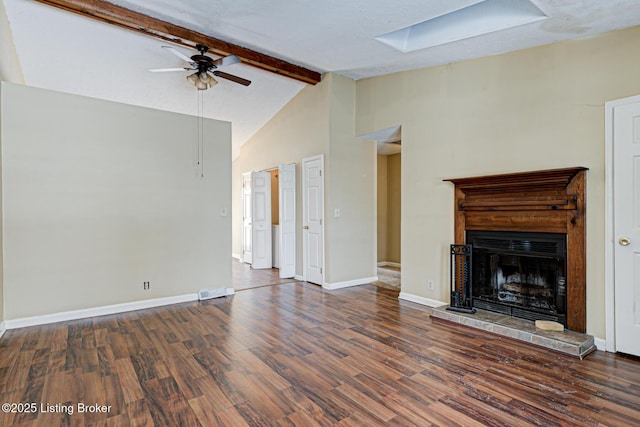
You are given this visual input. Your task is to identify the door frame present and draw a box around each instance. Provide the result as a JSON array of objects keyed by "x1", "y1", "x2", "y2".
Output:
[
  {"x1": 604, "y1": 93, "x2": 640, "y2": 352},
  {"x1": 302, "y1": 154, "x2": 325, "y2": 284},
  {"x1": 241, "y1": 172, "x2": 252, "y2": 264}
]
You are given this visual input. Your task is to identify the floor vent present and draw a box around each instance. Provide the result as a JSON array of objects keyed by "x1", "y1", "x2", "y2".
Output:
[{"x1": 198, "y1": 288, "x2": 233, "y2": 301}]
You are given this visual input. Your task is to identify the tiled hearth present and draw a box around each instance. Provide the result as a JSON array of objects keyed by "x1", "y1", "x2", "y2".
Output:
[{"x1": 430, "y1": 305, "x2": 596, "y2": 359}]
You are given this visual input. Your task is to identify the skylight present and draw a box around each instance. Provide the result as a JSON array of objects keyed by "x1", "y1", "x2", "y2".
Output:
[{"x1": 375, "y1": 0, "x2": 549, "y2": 53}]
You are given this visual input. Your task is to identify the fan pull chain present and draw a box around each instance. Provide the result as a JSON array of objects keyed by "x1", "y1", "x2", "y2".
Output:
[
  {"x1": 197, "y1": 90, "x2": 205, "y2": 178},
  {"x1": 195, "y1": 90, "x2": 200, "y2": 169}
]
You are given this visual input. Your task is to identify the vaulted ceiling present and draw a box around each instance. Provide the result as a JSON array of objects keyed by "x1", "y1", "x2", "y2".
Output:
[{"x1": 4, "y1": 0, "x2": 640, "y2": 158}]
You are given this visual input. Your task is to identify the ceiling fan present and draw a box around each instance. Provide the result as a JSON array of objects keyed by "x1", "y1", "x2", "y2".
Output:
[{"x1": 150, "y1": 44, "x2": 251, "y2": 90}]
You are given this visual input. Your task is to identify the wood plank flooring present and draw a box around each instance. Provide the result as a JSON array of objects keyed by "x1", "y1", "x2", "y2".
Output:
[{"x1": 1, "y1": 282, "x2": 640, "y2": 426}]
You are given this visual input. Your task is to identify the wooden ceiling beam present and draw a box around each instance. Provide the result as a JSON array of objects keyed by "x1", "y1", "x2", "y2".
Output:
[{"x1": 32, "y1": 0, "x2": 322, "y2": 85}]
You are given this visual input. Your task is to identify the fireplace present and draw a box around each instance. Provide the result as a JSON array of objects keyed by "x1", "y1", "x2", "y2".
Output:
[
  {"x1": 467, "y1": 230, "x2": 567, "y2": 326},
  {"x1": 445, "y1": 167, "x2": 587, "y2": 332}
]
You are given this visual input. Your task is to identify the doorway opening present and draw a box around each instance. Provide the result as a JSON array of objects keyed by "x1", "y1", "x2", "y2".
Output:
[
  {"x1": 241, "y1": 164, "x2": 296, "y2": 279},
  {"x1": 360, "y1": 126, "x2": 402, "y2": 290},
  {"x1": 270, "y1": 169, "x2": 280, "y2": 269}
]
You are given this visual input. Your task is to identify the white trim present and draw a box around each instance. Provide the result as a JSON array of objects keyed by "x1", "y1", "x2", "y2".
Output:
[
  {"x1": 242, "y1": 172, "x2": 253, "y2": 264},
  {"x1": 399, "y1": 292, "x2": 448, "y2": 308},
  {"x1": 232, "y1": 253, "x2": 242, "y2": 261},
  {"x1": 605, "y1": 97, "x2": 616, "y2": 352},
  {"x1": 377, "y1": 262, "x2": 401, "y2": 268},
  {"x1": 0, "y1": 322, "x2": 6, "y2": 339},
  {"x1": 323, "y1": 276, "x2": 378, "y2": 290},
  {"x1": 604, "y1": 93, "x2": 640, "y2": 353},
  {"x1": 294, "y1": 275, "x2": 304, "y2": 281},
  {"x1": 594, "y1": 337, "x2": 607, "y2": 352},
  {"x1": 3, "y1": 293, "x2": 200, "y2": 330}
]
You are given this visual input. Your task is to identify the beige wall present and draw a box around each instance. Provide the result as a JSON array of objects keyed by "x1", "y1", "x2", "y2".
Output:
[
  {"x1": 377, "y1": 153, "x2": 401, "y2": 264},
  {"x1": 377, "y1": 155, "x2": 387, "y2": 262},
  {"x1": 1, "y1": 82, "x2": 232, "y2": 320},
  {"x1": 0, "y1": 85, "x2": 3, "y2": 323},
  {"x1": 356, "y1": 25, "x2": 640, "y2": 339},
  {"x1": 234, "y1": 73, "x2": 376, "y2": 284},
  {"x1": 325, "y1": 74, "x2": 376, "y2": 283},
  {"x1": 0, "y1": 0, "x2": 23, "y2": 326},
  {"x1": 386, "y1": 154, "x2": 401, "y2": 264}
]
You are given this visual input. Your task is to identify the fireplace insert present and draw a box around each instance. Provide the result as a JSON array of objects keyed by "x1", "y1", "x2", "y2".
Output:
[{"x1": 467, "y1": 230, "x2": 567, "y2": 326}]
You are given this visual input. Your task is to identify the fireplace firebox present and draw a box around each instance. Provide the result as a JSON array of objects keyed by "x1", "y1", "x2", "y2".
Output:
[{"x1": 467, "y1": 231, "x2": 567, "y2": 326}]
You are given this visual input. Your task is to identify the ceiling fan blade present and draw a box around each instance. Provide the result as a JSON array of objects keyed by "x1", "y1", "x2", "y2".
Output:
[
  {"x1": 213, "y1": 71, "x2": 251, "y2": 86},
  {"x1": 149, "y1": 67, "x2": 189, "y2": 73},
  {"x1": 213, "y1": 55, "x2": 241, "y2": 68},
  {"x1": 162, "y1": 45, "x2": 193, "y2": 63}
]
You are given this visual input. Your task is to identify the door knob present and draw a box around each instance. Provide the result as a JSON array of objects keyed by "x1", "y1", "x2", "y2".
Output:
[{"x1": 619, "y1": 237, "x2": 631, "y2": 246}]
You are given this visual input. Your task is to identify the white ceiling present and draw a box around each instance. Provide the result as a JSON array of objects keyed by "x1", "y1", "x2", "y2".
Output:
[{"x1": 5, "y1": 0, "x2": 640, "y2": 158}]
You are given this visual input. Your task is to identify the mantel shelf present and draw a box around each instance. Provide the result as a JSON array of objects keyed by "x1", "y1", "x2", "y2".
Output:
[{"x1": 444, "y1": 167, "x2": 588, "y2": 194}]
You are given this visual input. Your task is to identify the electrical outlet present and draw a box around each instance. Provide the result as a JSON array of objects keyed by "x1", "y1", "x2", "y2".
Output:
[
  {"x1": 143, "y1": 281, "x2": 150, "y2": 290},
  {"x1": 427, "y1": 280, "x2": 435, "y2": 290}
]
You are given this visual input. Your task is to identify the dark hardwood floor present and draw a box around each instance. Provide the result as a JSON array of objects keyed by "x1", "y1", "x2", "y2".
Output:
[{"x1": 1, "y1": 279, "x2": 640, "y2": 426}]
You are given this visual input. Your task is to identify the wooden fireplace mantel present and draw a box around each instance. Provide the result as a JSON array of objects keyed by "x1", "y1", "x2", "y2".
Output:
[{"x1": 444, "y1": 167, "x2": 588, "y2": 332}]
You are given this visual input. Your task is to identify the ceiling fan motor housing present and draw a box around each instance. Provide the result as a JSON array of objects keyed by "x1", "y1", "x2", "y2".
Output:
[{"x1": 191, "y1": 55, "x2": 215, "y2": 71}]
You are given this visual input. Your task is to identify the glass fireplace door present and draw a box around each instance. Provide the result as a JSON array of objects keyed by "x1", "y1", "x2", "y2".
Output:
[{"x1": 467, "y1": 231, "x2": 567, "y2": 325}]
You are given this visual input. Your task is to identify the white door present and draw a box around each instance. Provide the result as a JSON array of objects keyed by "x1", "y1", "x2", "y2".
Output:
[
  {"x1": 279, "y1": 164, "x2": 296, "y2": 278},
  {"x1": 613, "y1": 100, "x2": 640, "y2": 356},
  {"x1": 242, "y1": 172, "x2": 252, "y2": 264},
  {"x1": 251, "y1": 171, "x2": 272, "y2": 269},
  {"x1": 303, "y1": 155, "x2": 324, "y2": 285}
]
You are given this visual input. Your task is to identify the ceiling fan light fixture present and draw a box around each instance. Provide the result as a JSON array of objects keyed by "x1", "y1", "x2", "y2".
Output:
[
  {"x1": 195, "y1": 79, "x2": 208, "y2": 90},
  {"x1": 187, "y1": 71, "x2": 218, "y2": 90},
  {"x1": 200, "y1": 72, "x2": 218, "y2": 88},
  {"x1": 187, "y1": 72, "x2": 199, "y2": 84}
]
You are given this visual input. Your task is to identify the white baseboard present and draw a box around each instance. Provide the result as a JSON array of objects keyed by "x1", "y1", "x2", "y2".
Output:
[
  {"x1": 294, "y1": 275, "x2": 304, "y2": 281},
  {"x1": 323, "y1": 276, "x2": 378, "y2": 291},
  {"x1": 3, "y1": 293, "x2": 202, "y2": 330},
  {"x1": 0, "y1": 321, "x2": 6, "y2": 339},
  {"x1": 377, "y1": 262, "x2": 401, "y2": 268},
  {"x1": 232, "y1": 253, "x2": 242, "y2": 261},
  {"x1": 399, "y1": 292, "x2": 448, "y2": 308},
  {"x1": 594, "y1": 337, "x2": 606, "y2": 351}
]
